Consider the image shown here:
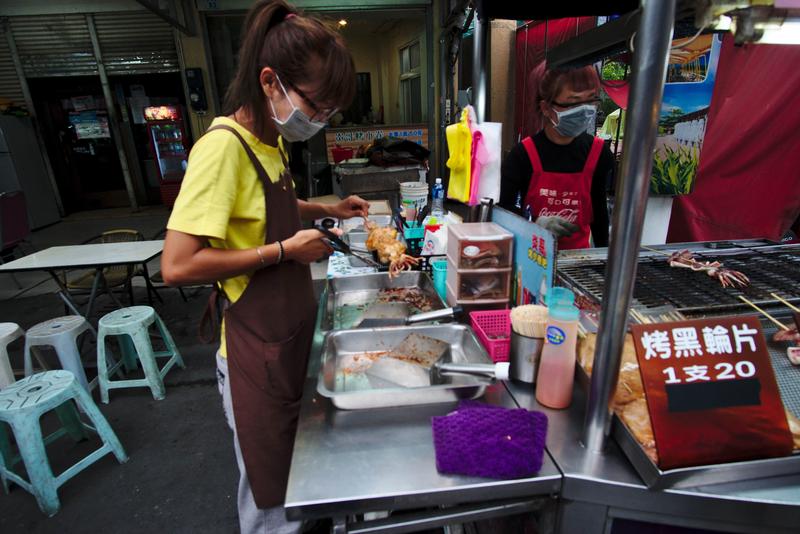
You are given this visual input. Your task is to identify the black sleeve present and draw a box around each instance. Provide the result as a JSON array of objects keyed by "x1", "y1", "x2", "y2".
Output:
[
  {"x1": 499, "y1": 143, "x2": 533, "y2": 215},
  {"x1": 589, "y1": 144, "x2": 614, "y2": 247}
]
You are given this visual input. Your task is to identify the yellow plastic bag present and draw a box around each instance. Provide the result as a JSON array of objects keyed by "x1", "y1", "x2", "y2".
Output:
[{"x1": 446, "y1": 108, "x2": 473, "y2": 202}]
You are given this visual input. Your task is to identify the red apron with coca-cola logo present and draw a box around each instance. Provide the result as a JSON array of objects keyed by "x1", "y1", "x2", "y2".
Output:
[{"x1": 522, "y1": 136, "x2": 604, "y2": 250}]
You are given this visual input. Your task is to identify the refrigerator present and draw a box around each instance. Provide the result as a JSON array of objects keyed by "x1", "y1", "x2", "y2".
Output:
[
  {"x1": 143, "y1": 105, "x2": 189, "y2": 206},
  {"x1": 0, "y1": 116, "x2": 61, "y2": 229}
]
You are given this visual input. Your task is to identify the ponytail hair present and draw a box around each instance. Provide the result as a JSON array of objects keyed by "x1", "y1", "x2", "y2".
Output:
[{"x1": 224, "y1": 0, "x2": 356, "y2": 140}]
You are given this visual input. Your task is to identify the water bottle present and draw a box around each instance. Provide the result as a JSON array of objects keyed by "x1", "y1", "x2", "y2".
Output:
[{"x1": 431, "y1": 178, "x2": 445, "y2": 217}]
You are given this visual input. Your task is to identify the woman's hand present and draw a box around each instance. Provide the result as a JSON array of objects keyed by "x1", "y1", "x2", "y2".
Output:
[
  {"x1": 331, "y1": 195, "x2": 370, "y2": 220},
  {"x1": 535, "y1": 216, "x2": 579, "y2": 238},
  {"x1": 283, "y1": 228, "x2": 340, "y2": 264}
]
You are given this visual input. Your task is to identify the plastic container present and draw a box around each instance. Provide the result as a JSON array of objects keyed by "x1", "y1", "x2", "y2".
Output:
[
  {"x1": 446, "y1": 282, "x2": 509, "y2": 312},
  {"x1": 403, "y1": 222, "x2": 426, "y2": 256},
  {"x1": 446, "y1": 267, "x2": 512, "y2": 302},
  {"x1": 400, "y1": 181, "x2": 429, "y2": 221},
  {"x1": 469, "y1": 309, "x2": 511, "y2": 362},
  {"x1": 331, "y1": 146, "x2": 354, "y2": 164},
  {"x1": 431, "y1": 259, "x2": 448, "y2": 302},
  {"x1": 535, "y1": 289, "x2": 580, "y2": 409},
  {"x1": 431, "y1": 178, "x2": 445, "y2": 217},
  {"x1": 447, "y1": 223, "x2": 513, "y2": 269}
]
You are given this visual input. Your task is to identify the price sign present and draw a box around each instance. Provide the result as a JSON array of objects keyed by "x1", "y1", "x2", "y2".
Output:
[{"x1": 631, "y1": 315, "x2": 793, "y2": 470}]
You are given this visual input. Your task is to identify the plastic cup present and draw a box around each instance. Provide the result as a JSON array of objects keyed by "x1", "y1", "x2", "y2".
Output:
[{"x1": 432, "y1": 259, "x2": 447, "y2": 302}]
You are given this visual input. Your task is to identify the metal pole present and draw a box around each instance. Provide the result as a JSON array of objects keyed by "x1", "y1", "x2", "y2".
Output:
[
  {"x1": 426, "y1": 3, "x2": 436, "y2": 185},
  {"x1": 582, "y1": 0, "x2": 676, "y2": 453},
  {"x1": 471, "y1": 14, "x2": 489, "y2": 124},
  {"x1": 438, "y1": 0, "x2": 449, "y2": 183},
  {"x1": 86, "y1": 14, "x2": 140, "y2": 211},
  {"x1": 4, "y1": 21, "x2": 65, "y2": 217}
]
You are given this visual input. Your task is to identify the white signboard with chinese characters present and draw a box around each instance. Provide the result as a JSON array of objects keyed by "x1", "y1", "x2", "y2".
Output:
[{"x1": 630, "y1": 315, "x2": 793, "y2": 470}]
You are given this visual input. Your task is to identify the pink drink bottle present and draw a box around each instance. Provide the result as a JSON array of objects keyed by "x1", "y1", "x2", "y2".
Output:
[{"x1": 535, "y1": 289, "x2": 580, "y2": 409}]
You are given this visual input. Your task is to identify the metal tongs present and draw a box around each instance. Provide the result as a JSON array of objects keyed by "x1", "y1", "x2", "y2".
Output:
[{"x1": 314, "y1": 225, "x2": 382, "y2": 268}]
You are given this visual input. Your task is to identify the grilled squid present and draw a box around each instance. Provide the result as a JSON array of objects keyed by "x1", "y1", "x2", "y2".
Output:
[
  {"x1": 364, "y1": 218, "x2": 420, "y2": 278},
  {"x1": 667, "y1": 250, "x2": 750, "y2": 289}
]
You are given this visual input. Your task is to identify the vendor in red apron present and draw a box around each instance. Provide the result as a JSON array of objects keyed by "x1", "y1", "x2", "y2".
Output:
[
  {"x1": 499, "y1": 64, "x2": 615, "y2": 249},
  {"x1": 160, "y1": 2, "x2": 366, "y2": 532}
]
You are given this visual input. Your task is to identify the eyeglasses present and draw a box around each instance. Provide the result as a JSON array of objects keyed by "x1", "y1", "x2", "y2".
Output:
[
  {"x1": 285, "y1": 81, "x2": 338, "y2": 122},
  {"x1": 551, "y1": 98, "x2": 602, "y2": 110}
]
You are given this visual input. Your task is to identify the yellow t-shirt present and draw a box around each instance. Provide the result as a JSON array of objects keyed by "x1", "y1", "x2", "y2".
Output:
[{"x1": 167, "y1": 116, "x2": 288, "y2": 356}]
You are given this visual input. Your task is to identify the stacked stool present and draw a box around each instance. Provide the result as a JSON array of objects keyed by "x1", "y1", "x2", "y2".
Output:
[
  {"x1": 0, "y1": 370, "x2": 127, "y2": 515},
  {"x1": 0, "y1": 323, "x2": 26, "y2": 387},
  {"x1": 97, "y1": 306, "x2": 185, "y2": 403},
  {"x1": 23, "y1": 317, "x2": 93, "y2": 391}
]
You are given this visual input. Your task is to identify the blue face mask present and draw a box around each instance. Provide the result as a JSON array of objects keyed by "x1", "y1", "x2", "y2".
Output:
[{"x1": 550, "y1": 104, "x2": 597, "y2": 138}]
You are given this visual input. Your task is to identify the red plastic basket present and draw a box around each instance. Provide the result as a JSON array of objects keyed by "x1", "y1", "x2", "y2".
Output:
[{"x1": 469, "y1": 309, "x2": 511, "y2": 362}]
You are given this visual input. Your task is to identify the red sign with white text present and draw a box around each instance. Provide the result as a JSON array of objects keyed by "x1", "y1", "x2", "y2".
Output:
[{"x1": 631, "y1": 315, "x2": 793, "y2": 470}]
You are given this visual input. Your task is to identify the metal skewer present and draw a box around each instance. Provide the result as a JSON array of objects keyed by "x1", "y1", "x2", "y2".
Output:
[
  {"x1": 738, "y1": 295, "x2": 789, "y2": 331},
  {"x1": 641, "y1": 245, "x2": 672, "y2": 257},
  {"x1": 771, "y1": 292, "x2": 800, "y2": 314}
]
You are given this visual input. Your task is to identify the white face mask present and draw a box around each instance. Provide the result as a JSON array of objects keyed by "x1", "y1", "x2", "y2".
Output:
[{"x1": 268, "y1": 75, "x2": 327, "y2": 142}]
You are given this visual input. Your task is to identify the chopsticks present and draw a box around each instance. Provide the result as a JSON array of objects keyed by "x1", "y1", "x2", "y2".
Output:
[{"x1": 738, "y1": 295, "x2": 790, "y2": 331}]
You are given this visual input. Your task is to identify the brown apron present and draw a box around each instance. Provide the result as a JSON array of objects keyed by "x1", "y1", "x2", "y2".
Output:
[{"x1": 206, "y1": 125, "x2": 316, "y2": 509}]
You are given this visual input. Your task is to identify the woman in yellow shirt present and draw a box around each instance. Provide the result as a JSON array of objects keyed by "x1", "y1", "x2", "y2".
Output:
[{"x1": 161, "y1": 1, "x2": 366, "y2": 532}]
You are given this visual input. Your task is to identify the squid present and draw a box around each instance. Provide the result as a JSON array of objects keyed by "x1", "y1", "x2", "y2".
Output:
[
  {"x1": 364, "y1": 218, "x2": 420, "y2": 277},
  {"x1": 667, "y1": 250, "x2": 750, "y2": 289}
]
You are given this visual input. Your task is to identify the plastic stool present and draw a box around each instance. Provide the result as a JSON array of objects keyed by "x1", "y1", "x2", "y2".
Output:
[
  {"x1": 24, "y1": 317, "x2": 98, "y2": 392},
  {"x1": 0, "y1": 323, "x2": 24, "y2": 388},
  {"x1": 97, "y1": 306, "x2": 185, "y2": 403},
  {"x1": 0, "y1": 370, "x2": 127, "y2": 515}
]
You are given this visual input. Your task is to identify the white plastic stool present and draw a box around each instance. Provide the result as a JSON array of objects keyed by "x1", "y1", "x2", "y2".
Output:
[
  {"x1": 23, "y1": 317, "x2": 92, "y2": 392},
  {"x1": 0, "y1": 323, "x2": 24, "y2": 388}
]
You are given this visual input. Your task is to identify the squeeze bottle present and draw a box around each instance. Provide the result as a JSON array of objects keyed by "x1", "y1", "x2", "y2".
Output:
[{"x1": 535, "y1": 289, "x2": 580, "y2": 409}]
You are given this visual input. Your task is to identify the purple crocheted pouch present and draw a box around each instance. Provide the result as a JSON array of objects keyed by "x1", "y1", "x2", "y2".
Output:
[{"x1": 431, "y1": 401, "x2": 548, "y2": 479}]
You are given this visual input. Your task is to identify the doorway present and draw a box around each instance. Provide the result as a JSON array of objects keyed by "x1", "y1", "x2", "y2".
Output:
[{"x1": 29, "y1": 72, "x2": 188, "y2": 213}]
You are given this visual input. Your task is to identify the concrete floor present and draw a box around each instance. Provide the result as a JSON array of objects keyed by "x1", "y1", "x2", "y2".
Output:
[
  {"x1": 0, "y1": 208, "x2": 240, "y2": 533},
  {"x1": 0, "y1": 286, "x2": 242, "y2": 533}
]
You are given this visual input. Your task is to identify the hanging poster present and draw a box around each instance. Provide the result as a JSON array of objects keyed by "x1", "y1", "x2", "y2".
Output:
[
  {"x1": 69, "y1": 111, "x2": 110, "y2": 140},
  {"x1": 324, "y1": 124, "x2": 428, "y2": 164},
  {"x1": 651, "y1": 34, "x2": 722, "y2": 195}
]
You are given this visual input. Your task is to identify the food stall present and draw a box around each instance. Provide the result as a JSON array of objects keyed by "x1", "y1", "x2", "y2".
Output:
[{"x1": 283, "y1": 2, "x2": 800, "y2": 533}]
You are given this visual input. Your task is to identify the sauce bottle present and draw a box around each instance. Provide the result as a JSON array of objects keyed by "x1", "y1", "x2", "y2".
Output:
[{"x1": 535, "y1": 288, "x2": 580, "y2": 409}]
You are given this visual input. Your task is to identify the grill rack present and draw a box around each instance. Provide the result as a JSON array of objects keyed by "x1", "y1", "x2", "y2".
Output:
[{"x1": 558, "y1": 245, "x2": 800, "y2": 317}]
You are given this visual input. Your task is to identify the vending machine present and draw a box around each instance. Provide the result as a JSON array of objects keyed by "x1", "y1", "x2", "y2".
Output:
[{"x1": 144, "y1": 105, "x2": 189, "y2": 206}]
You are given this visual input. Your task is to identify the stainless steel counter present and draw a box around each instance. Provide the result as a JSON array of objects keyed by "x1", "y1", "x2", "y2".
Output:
[
  {"x1": 506, "y1": 382, "x2": 800, "y2": 534},
  {"x1": 285, "y1": 292, "x2": 800, "y2": 533},
  {"x1": 285, "y1": 296, "x2": 562, "y2": 528},
  {"x1": 285, "y1": 379, "x2": 562, "y2": 523}
]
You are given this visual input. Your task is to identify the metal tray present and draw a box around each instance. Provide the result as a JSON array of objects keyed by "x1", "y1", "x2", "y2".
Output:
[
  {"x1": 321, "y1": 271, "x2": 446, "y2": 331},
  {"x1": 317, "y1": 324, "x2": 492, "y2": 410},
  {"x1": 578, "y1": 322, "x2": 800, "y2": 489},
  {"x1": 344, "y1": 231, "x2": 368, "y2": 250},
  {"x1": 612, "y1": 416, "x2": 800, "y2": 490}
]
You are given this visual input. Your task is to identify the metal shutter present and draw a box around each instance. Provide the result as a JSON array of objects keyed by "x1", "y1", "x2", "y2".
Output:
[
  {"x1": 0, "y1": 29, "x2": 24, "y2": 106},
  {"x1": 94, "y1": 11, "x2": 179, "y2": 75},
  {"x1": 10, "y1": 15, "x2": 97, "y2": 78}
]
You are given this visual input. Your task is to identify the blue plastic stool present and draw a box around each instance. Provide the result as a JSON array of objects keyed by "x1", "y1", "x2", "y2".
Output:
[
  {"x1": 0, "y1": 370, "x2": 128, "y2": 516},
  {"x1": 97, "y1": 306, "x2": 185, "y2": 403}
]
